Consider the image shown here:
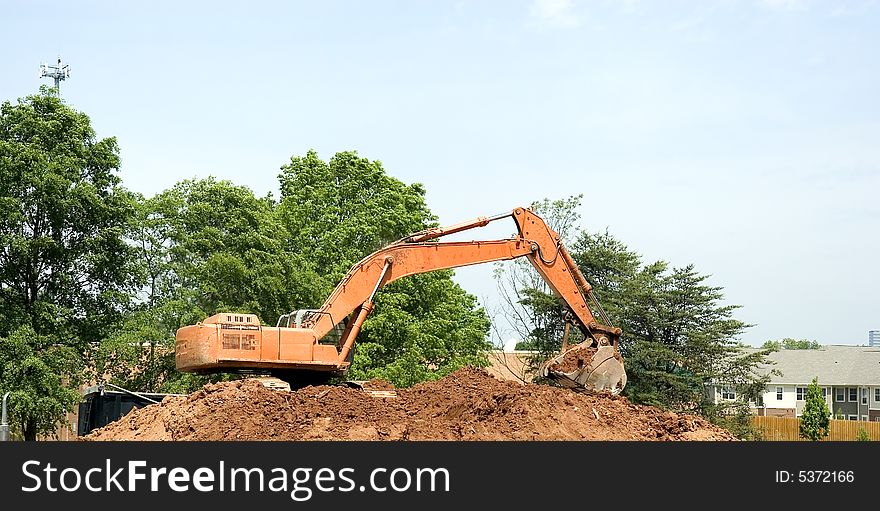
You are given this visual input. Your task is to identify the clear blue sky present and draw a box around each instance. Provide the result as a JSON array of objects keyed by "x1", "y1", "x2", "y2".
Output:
[{"x1": 2, "y1": 0, "x2": 878, "y2": 346}]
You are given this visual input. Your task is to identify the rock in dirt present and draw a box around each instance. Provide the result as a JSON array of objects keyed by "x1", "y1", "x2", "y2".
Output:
[{"x1": 84, "y1": 367, "x2": 736, "y2": 441}]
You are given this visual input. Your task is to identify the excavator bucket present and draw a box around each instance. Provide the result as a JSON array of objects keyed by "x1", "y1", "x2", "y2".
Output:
[{"x1": 540, "y1": 342, "x2": 627, "y2": 395}]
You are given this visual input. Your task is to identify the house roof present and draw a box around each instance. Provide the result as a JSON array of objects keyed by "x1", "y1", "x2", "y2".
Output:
[{"x1": 755, "y1": 345, "x2": 880, "y2": 386}]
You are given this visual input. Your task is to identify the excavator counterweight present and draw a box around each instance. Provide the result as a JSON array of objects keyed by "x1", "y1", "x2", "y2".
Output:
[{"x1": 175, "y1": 207, "x2": 626, "y2": 393}]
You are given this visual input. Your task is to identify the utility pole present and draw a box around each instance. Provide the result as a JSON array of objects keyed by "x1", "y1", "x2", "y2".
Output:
[{"x1": 39, "y1": 56, "x2": 71, "y2": 95}]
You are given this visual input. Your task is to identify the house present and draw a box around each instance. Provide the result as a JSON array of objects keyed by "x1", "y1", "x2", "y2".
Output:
[{"x1": 712, "y1": 346, "x2": 880, "y2": 421}]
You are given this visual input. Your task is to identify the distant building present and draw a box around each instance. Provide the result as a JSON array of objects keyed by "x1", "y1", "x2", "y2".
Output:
[
  {"x1": 870, "y1": 330, "x2": 880, "y2": 347},
  {"x1": 710, "y1": 346, "x2": 880, "y2": 421}
]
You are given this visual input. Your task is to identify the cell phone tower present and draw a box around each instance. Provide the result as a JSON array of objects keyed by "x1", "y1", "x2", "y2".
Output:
[{"x1": 39, "y1": 56, "x2": 71, "y2": 95}]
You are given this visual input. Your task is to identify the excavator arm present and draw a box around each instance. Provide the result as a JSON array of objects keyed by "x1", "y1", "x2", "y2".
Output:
[{"x1": 175, "y1": 207, "x2": 626, "y2": 393}]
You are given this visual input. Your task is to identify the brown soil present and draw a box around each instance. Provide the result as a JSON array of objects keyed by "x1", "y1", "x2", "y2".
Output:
[
  {"x1": 550, "y1": 346, "x2": 597, "y2": 372},
  {"x1": 84, "y1": 367, "x2": 735, "y2": 441},
  {"x1": 548, "y1": 345, "x2": 623, "y2": 373},
  {"x1": 360, "y1": 378, "x2": 395, "y2": 391}
]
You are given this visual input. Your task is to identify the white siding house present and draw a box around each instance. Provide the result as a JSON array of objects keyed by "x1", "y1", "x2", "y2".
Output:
[{"x1": 713, "y1": 346, "x2": 880, "y2": 420}]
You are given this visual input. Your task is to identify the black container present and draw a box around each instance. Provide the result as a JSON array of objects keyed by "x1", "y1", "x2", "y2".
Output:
[{"x1": 77, "y1": 387, "x2": 174, "y2": 436}]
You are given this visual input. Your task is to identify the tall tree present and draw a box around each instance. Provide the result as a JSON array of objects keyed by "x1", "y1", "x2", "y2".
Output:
[
  {"x1": 148, "y1": 178, "x2": 325, "y2": 321},
  {"x1": 277, "y1": 150, "x2": 435, "y2": 283},
  {"x1": 277, "y1": 150, "x2": 491, "y2": 386},
  {"x1": 799, "y1": 377, "x2": 830, "y2": 441},
  {"x1": 0, "y1": 326, "x2": 81, "y2": 440},
  {"x1": 0, "y1": 88, "x2": 135, "y2": 438},
  {"x1": 619, "y1": 262, "x2": 760, "y2": 411}
]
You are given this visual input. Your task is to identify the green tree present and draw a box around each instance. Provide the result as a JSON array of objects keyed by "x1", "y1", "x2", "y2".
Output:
[
  {"x1": 762, "y1": 338, "x2": 820, "y2": 351},
  {"x1": 0, "y1": 88, "x2": 135, "y2": 438},
  {"x1": 856, "y1": 428, "x2": 870, "y2": 441},
  {"x1": 147, "y1": 178, "x2": 325, "y2": 321},
  {"x1": 355, "y1": 273, "x2": 491, "y2": 387},
  {"x1": 277, "y1": 150, "x2": 491, "y2": 386},
  {"x1": 277, "y1": 150, "x2": 435, "y2": 283},
  {"x1": 799, "y1": 377, "x2": 830, "y2": 441},
  {"x1": 619, "y1": 262, "x2": 763, "y2": 412},
  {"x1": 0, "y1": 327, "x2": 82, "y2": 440}
]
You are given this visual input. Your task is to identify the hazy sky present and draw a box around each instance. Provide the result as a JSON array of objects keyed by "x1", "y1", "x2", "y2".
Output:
[{"x1": 2, "y1": 0, "x2": 878, "y2": 346}]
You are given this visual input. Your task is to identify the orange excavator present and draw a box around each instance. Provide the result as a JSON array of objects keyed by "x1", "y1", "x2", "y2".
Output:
[{"x1": 175, "y1": 207, "x2": 627, "y2": 393}]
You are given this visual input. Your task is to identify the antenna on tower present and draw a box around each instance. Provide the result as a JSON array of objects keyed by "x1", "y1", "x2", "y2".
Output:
[{"x1": 38, "y1": 56, "x2": 71, "y2": 95}]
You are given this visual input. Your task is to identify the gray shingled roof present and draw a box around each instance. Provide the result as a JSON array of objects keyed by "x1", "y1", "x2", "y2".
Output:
[{"x1": 754, "y1": 346, "x2": 880, "y2": 386}]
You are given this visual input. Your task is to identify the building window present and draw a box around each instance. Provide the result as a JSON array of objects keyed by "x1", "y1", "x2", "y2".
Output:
[
  {"x1": 721, "y1": 388, "x2": 735, "y2": 400},
  {"x1": 776, "y1": 387, "x2": 783, "y2": 400},
  {"x1": 862, "y1": 388, "x2": 868, "y2": 405},
  {"x1": 822, "y1": 387, "x2": 827, "y2": 397},
  {"x1": 835, "y1": 388, "x2": 844, "y2": 401},
  {"x1": 848, "y1": 415, "x2": 858, "y2": 421},
  {"x1": 875, "y1": 388, "x2": 880, "y2": 403},
  {"x1": 849, "y1": 388, "x2": 858, "y2": 402},
  {"x1": 861, "y1": 416, "x2": 868, "y2": 422},
  {"x1": 796, "y1": 387, "x2": 806, "y2": 401}
]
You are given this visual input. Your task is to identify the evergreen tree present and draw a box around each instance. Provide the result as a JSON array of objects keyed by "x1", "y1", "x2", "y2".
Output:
[{"x1": 799, "y1": 377, "x2": 830, "y2": 441}]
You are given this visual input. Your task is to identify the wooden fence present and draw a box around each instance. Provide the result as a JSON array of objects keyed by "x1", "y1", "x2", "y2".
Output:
[{"x1": 752, "y1": 416, "x2": 880, "y2": 441}]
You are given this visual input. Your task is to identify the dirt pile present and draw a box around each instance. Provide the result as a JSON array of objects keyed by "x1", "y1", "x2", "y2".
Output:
[{"x1": 85, "y1": 367, "x2": 735, "y2": 441}]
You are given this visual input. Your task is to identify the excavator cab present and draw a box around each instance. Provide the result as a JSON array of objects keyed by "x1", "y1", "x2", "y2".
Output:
[
  {"x1": 276, "y1": 309, "x2": 321, "y2": 328},
  {"x1": 277, "y1": 309, "x2": 349, "y2": 349}
]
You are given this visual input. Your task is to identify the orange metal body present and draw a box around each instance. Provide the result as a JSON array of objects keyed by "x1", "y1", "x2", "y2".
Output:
[
  {"x1": 176, "y1": 207, "x2": 621, "y2": 376},
  {"x1": 175, "y1": 312, "x2": 342, "y2": 373}
]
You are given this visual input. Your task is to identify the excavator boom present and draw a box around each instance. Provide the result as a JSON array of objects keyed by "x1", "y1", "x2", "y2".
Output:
[{"x1": 175, "y1": 207, "x2": 626, "y2": 393}]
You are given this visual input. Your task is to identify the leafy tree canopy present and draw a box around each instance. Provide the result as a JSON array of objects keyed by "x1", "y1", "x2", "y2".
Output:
[
  {"x1": 278, "y1": 150, "x2": 434, "y2": 283},
  {"x1": 0, "y1": 326, "x2": 82, "y2": 440},
  {"x1": 762, "y1": 338, "x2": 820, "y2": 351},
  {"x1": 0, "y1": 89, "x2": 134, "y2": 439},
  {"x1": 278, "y1": 150, "x2": 491, "y2": 385},
  {"x1": 0, "y1": 87, "x2": 136, "y2": 348}
]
